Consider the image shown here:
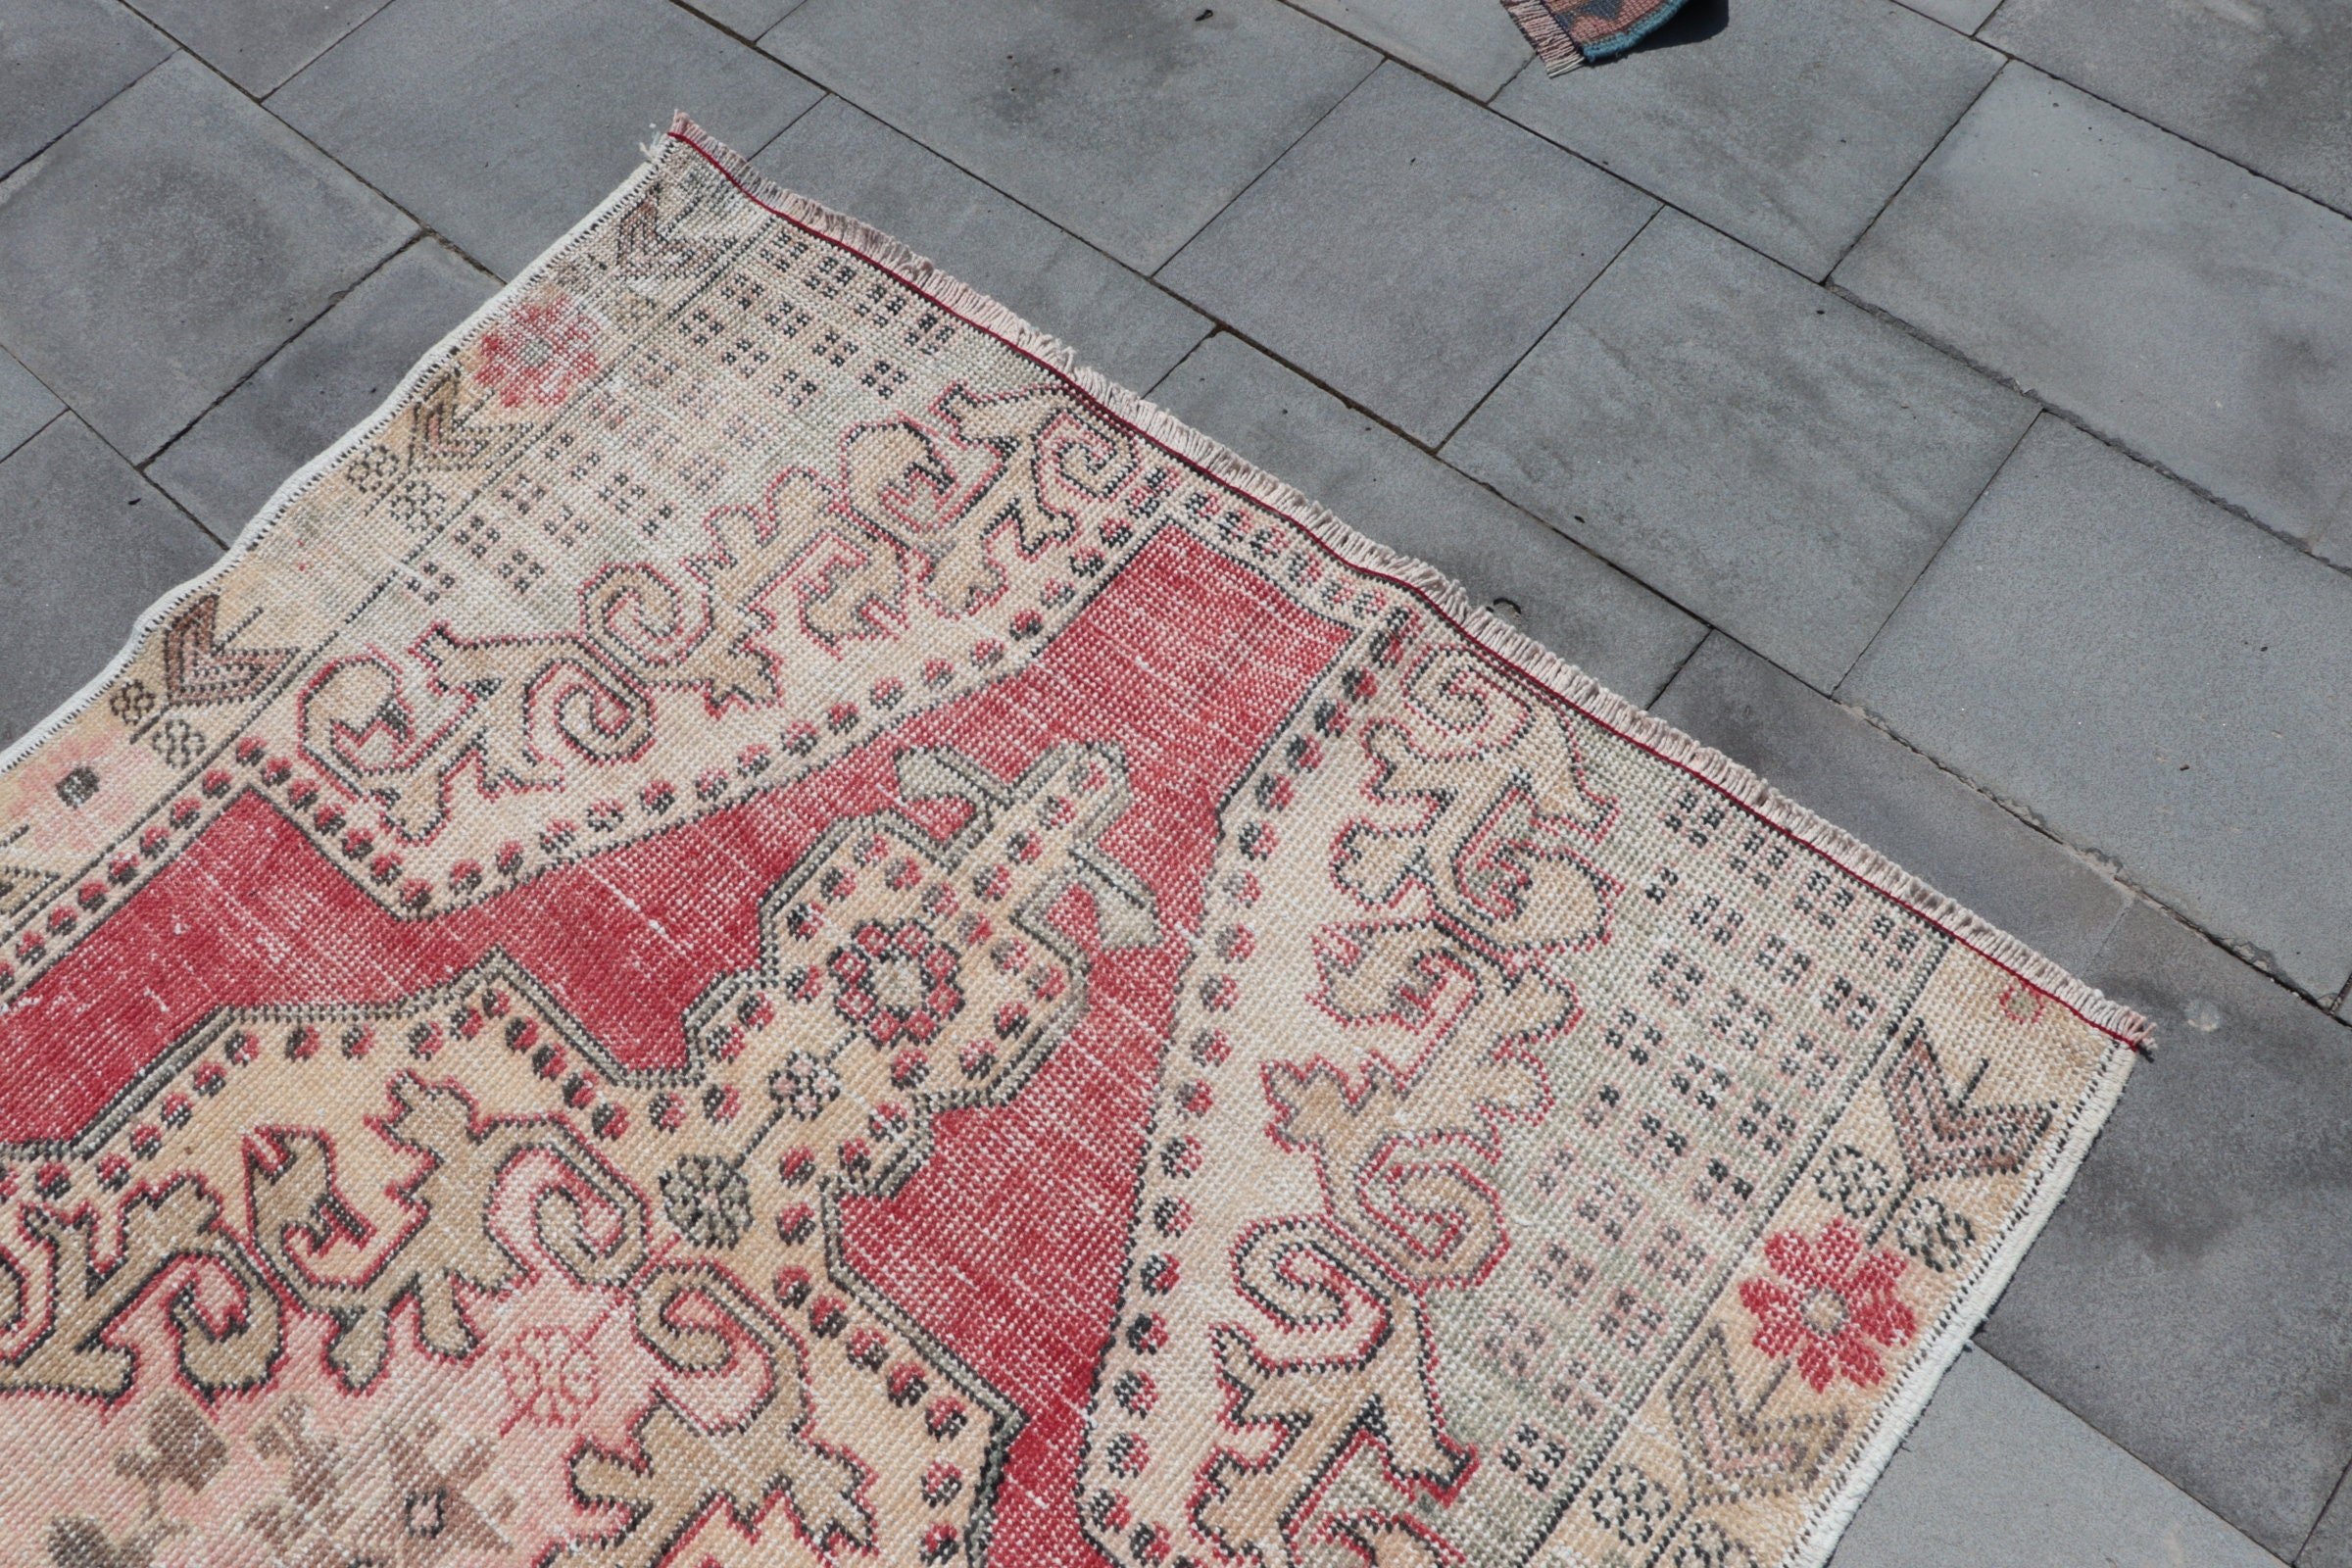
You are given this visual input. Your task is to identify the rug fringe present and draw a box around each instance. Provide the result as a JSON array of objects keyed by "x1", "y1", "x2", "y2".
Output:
[
  {"x1": 0, "y1": 148, "x2": 673, "y2": 788},
  {"x1": 1500, "y1": 0, "x2": 1591, "y2": 73},
  {"x1": 667, "y1": 115, "x2": 2153, "y2": 1056}
]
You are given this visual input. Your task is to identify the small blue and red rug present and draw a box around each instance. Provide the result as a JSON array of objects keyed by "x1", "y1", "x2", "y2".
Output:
[{"x1": 1508, "y1": 0, "x2": 1694, "y2": 71}]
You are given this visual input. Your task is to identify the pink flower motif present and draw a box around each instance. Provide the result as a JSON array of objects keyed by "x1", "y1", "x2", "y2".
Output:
[
  {"x1": 1738, "y1": 1217, "x2": 1916, "y2": 1393},
  {"x1": 500, "y1": 1325, "x2": 599, "y2": 1426},
  {"x1": 477, "y1": 296, "x2": 601, "y2": 408}
]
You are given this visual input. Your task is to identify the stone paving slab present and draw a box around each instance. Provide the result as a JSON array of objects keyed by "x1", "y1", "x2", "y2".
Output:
[
  {"x1": 1447, "y1": 208, "x2": 2033, "y2": 691},
  {"x1": 0, "y1": 349, "x2": 62, "y2": 465},
  {"x1": 1975, "y1": 899, "x2": 2352, "y2": 1557},
  {"x1": 123, "y1": 0, "x2": 389, "y2": 95},
  {"x1": 0, "y1": 0, "x2": 169, "y2": 180},
  {"x1": 1984, "y1": 0, "x2": 2352, "y2": 219},
  {"x1": 1894, "y1": 0, "x2": 2000, "y2": 33},
  {"x1": 1279, "y1": 0, "x2": 1533, "y2": 100},
  {"x1": 1828, "y1": 1347, "x2": 2286, "y2": 1568},
  {"x1": 1494, "y1": 0, "x2": 1999, "y2": 279},
  {"x1": 148, "y1": 239, "x2": 496, "y2": 541},
  {"x1": 1843, "y1": 416, "x2": 2352, "y2": 1000},
  {"x1": 752, "y1": 97, "x2": 1208, "y2": 394},
  {"x1": 1159, "y1": 63, "x2": 1653, "y2": 444},
  {"x1": 1650, "y1": 634, "x2": 2128, "y2": 972},
  {"x1": 1148, "y1": 332, "x2": 1702, "y2": 703},
  {"x1": 0, "y1": 0, "x2": 2345, "y2": 1553},
  {"x1": 2304, "y1": 1476, "x2": 2352, "y2": 1568},
  {"x1": 684, "y1": 0, "x2": 804, "y2": 42},
  {"x1": 1835, "y1": 65, "x2": 2352, "y2": 566},
  {"x1": 0, "y1": 416, "x2": 220, "y2": 749},
  {"x1": 270, "y1": 0, "x2": 820, "y2": 278},
  {"x1": 761, "y1": 0, "x2": 1377, "y2": 272},
  {"x1": 0, "y1": 53, "x2": 414, "y2": 462}
]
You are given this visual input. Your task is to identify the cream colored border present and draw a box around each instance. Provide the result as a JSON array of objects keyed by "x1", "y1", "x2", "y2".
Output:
[
  {"x1": 0, "y1": 145, "x2": 668, "y2": 782},
  {"x1": 1784, "y1": 1038, "x2": 2137, "y2": 1567}
]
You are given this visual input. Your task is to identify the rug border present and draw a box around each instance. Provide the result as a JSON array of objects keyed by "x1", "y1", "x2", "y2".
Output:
[
  {"x1": 0, "y1": 143, "x2": 670, "y2": 775},
  {"x1": 1785, "y1": 1037, "x2": 2134, "y2": 1566},
  {"x1": 0, "y1": 111, "x2": 2148, "y2": 1568},
  {"x1": 0, "y1": 114, "x2": 2155, "y2": 1051},
  {"x1": 657, "y1": 118, "x2": 2151, "y2": 1058}
]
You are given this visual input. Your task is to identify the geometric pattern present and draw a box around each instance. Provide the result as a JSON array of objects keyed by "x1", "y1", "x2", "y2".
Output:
[{"x1": 0, "y1": 119, "x2": 2142, "y2": 1568}]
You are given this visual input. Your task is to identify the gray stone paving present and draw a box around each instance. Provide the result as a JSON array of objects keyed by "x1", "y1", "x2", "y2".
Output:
[
  {"x1": 753, "y1": 97, "x2": 1209, "y2": 392},
  {"x1": 270, "y1": 0, "x2": 819, "y2": 277},
  {"x1": 762, "y1": 0, "x2": 1378, "y2": 270},
  {"x1": 0, "y1": 348, "x2": 63, "y2": 464},
  {"x1": 1891, "y1": 0, "x2": 1999, "y2": 36},
  {"x1": 1282, "y1": 0, "x2": 1533, "y2": 97},
  {"x1": 1162, "y1": 61, "x2": 1654, "y2": 442},
  {"x1": 1982, "y1": 0, "x2": 2352, "y2": 219},
  {"x1": 1829, "y1": 1348, "x2": 2287, "y2": 1568},
  {"x1": 1494, "y1": 0, "x2": 1999, "y2": 278},
  {"x1": 1844, "y1": 416, "x2": 2352, "y2": 999},
  {"x1": 0, "y1": 416, "x2": 220, "y2": 742},
  {"x1": 147, "y1": 238, "x2": 497, "y2": 536},
  {"x1": 1976, "y1": 898, "x2": 2352, "y2": 1557},
  {"x1": 0, "y1": 0, "x2": 169, "y2": 175},
  {"x1": 2, "y1": 0, "x2": 2347, "y2": 1557},
  {"x1": 123, "y1": 0, "x2": 386, "y2": 94},
  {"x1": 0, "y1": 53, "x2": 413, "y2": 460},
  {"x1": 1447, "y1": 208, "x2": 2033, "y2": 690},
  {"x1": 1836, "y1": 66, "x2": 2352, "y2": 567},
  {"x1": 2305, "y1": 1471, "x2": 2352, "y2": 1568}
]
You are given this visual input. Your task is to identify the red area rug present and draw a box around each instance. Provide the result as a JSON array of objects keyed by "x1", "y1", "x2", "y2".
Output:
[{"x1": 0, "y1": 120, "x2": 2143, "y2": 1568}]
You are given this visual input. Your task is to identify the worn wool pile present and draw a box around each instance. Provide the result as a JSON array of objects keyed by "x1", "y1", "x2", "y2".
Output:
[{"x1": 0, "y1": 120, "x2": 2141, "y2": 1568}]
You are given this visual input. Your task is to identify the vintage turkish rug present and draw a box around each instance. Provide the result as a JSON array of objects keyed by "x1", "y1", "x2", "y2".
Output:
[
  {"x1": 0, "y1": 118, "x2": 2144, "y2": 1568},
  {"x1": 1503, "y1": 0, "x2": 1692, "y2": 72}
]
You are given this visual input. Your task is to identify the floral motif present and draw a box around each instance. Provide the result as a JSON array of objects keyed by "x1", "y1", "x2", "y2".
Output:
[
  {"x1": 114, "y1": 1395, "x2": 228, "y2": 1505},
  {"x1": 1811, "y1": 1143, "x2": 1889, "y2": 1222},
  {"x1": 499, "y1": 1326, "x2": 599, "y2": 1427},
  {"x1": 771, "y1": 1050, "x2": 844, "y2": 1120},
  {"x1": 1738, "y1": 1218, "x2": 1915, "y2": 1394},
  {"x1": 476, "y1": 295, "x2": 600, "y2": 408},
  {"x1": 830, "y1": 919, "x2": 965, "y2": 1048},
  {"x1": 660, "y1": 1153, "x2": 753, "y2": 1249},
  {"x1": 1674, "y1": 1519, "x2": 1761, "y2": 1568},
  {"x1": 1893, "y1": 1194, "x2": 1977, "y2": 1273},
  {"x1": 242, "y1": 1404, "x2": 508, "y2": 1568}
]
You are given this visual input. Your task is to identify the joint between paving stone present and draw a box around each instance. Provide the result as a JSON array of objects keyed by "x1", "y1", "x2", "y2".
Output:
[{"x1": 1821, "y1": 281, "x2": 2352, "y2": 582}]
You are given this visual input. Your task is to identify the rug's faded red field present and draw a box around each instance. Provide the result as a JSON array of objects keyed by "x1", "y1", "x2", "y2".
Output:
[{"x1": 0, "y1": 121, "x2": 2143, "y2": 1568}]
